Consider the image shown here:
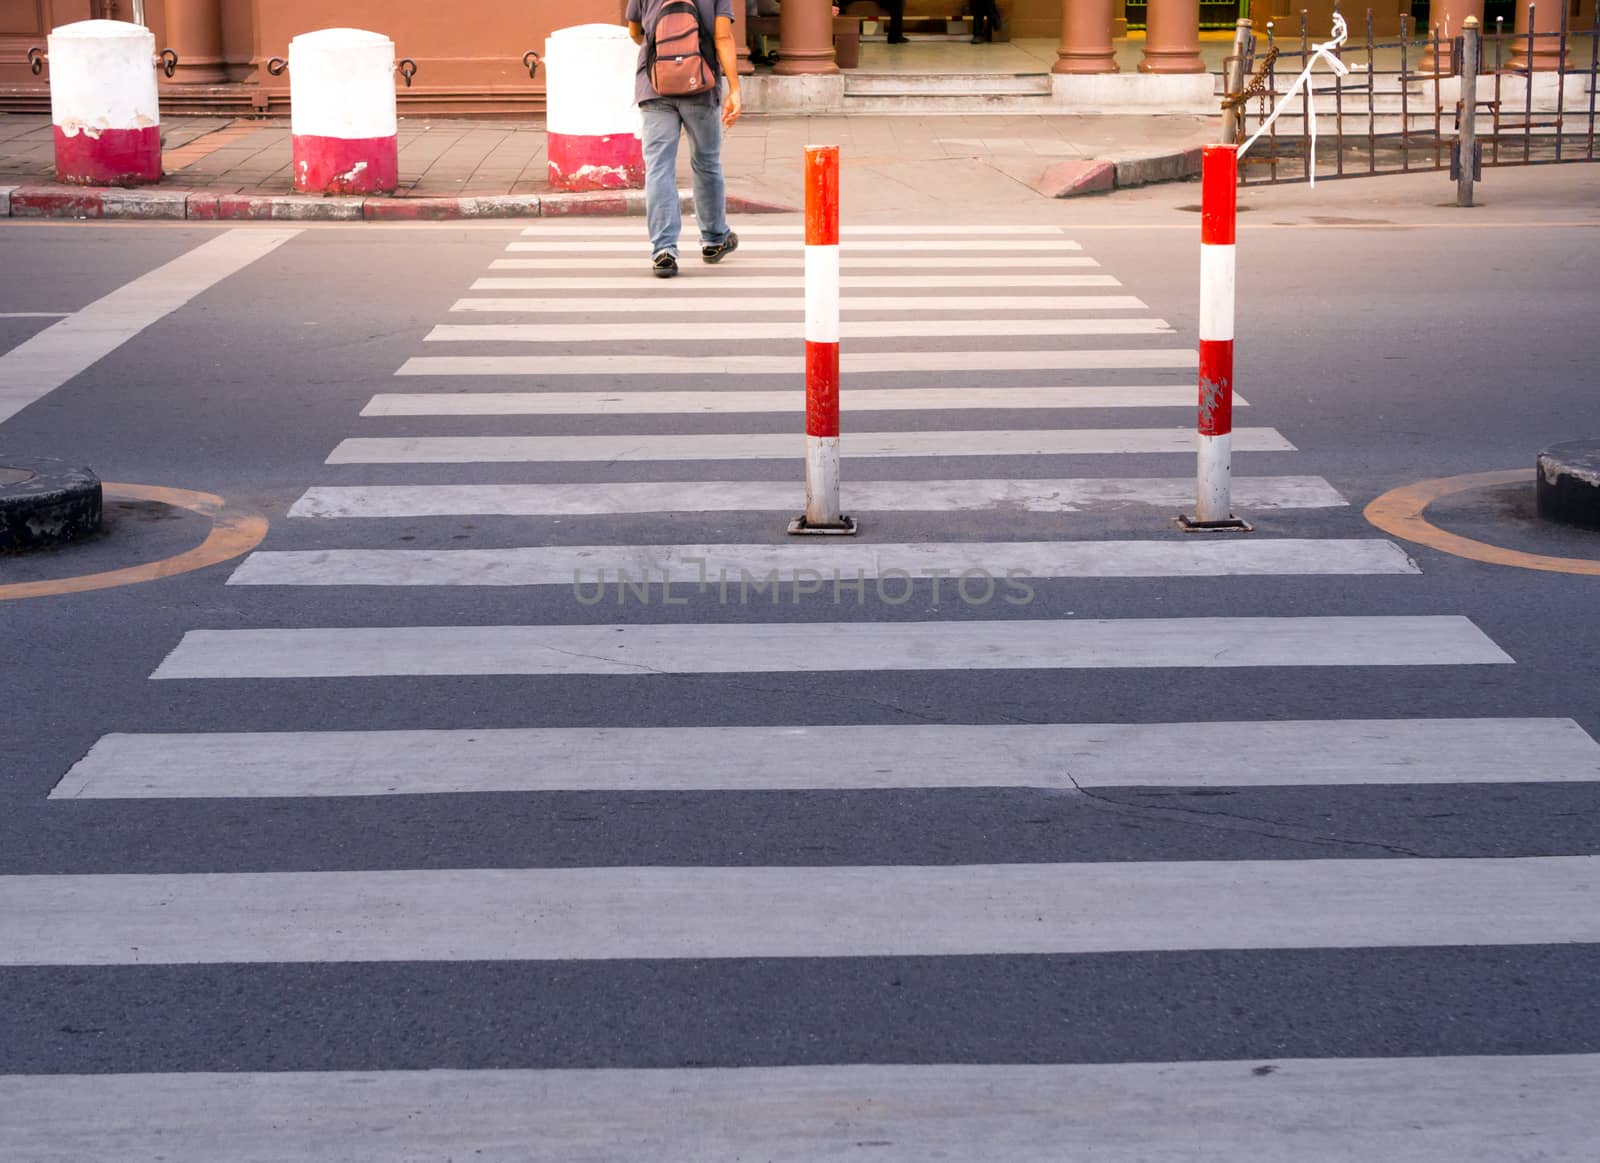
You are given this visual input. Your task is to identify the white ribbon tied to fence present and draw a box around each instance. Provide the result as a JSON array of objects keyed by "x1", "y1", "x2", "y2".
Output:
[{"x1": 1239, "y1": 13, "x2": 1352, "y2": 186}]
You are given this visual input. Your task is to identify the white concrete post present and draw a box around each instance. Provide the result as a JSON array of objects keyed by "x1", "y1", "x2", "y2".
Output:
[
  {"x1": 47, "y1": 20, "x2": 162, "y2": 187},
  {"x1": 545, "y1": 24, "x2": 645, "y2": 192},
  {"x1": 288, "y1": 28, "x2": 400, "y2": 196}
]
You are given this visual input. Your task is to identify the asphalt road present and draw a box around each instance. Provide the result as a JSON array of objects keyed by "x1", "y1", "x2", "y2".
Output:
[{"x1": 2, "y1": 165, "x2": 1599, "y2": 1158}]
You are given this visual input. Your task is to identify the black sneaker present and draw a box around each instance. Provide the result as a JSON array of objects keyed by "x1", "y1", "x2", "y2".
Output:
[
  {"x1": 702, "y1": 231, "x2": 739, "y2": 264},
  {"x1": 652, "y1": 251, "x2": 678, "y2": 278}
]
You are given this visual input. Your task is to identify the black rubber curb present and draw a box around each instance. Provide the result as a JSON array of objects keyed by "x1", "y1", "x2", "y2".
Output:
[
  {"x1": 0, "y1": 456, "x2": 102, "y2": 553},
  {"x1": 1536, "y1": 440, "x2": 1600, "y2": 531}
]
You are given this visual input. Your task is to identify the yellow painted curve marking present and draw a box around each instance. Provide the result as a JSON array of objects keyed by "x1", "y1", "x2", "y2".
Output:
[
  {"x1": 1365, "y1": 469, "x2": 1600, "y2": 576},
  {"x1": 0, "y1": 482, "x2": 268, "y2": 601}
]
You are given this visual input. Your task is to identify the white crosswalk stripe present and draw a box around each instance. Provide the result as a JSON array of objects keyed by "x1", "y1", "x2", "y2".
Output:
[
  {"x1": 361, "y1": 385, "x2": 1224, "y2": 415},
  {"x1": 397, "y1": 350, "x2": 1199, "y2": 376},
  {"x1": 3, "y1": 857, "x2": 1594, "y2": 965},
  {"x1": 226, "y1": 539, "x2": 1420, "y2": 587},
  {"x1": 4, "y1": 1056, "x2": 1596, "y2": 1161},
  {"x1": 149, "y1": 617, "x2": 1510, "y2": 679},
  {"x1": 326, "y1": 428, "x2": 1293, "y2": 464},
  {"x1": 288, "y1": 476, "x2": 1347, "y2": 517},
  {"x1": 20, "y1": 222, "x2": 1597, "y2": 1158},
  {"x1": 492, "y1": 255, "x2": 1103, "y2": 270},
  {"x1": 451, "y1": 294, "x2": 1151, "y2": 313},
  {"x1": 507, "y1": 238, "x2": 1087, "y2": 253},
  {"x1": 53, "y1": 719, "x2": 1600, "y2": 799},
  {"x1": 424, "y1": 319, "x2": 1176, "y2": 341},
  {"x1": 475, "y1": 274, "x2": 1125, "y2": 289}
]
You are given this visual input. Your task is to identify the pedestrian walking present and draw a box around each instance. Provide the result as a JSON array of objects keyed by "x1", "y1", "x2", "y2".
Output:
[
  {"x1": 969, "y1": 0, "x2": 1001, "y2": 43},
  {"x1": 627, "y1": 0, "x2": 743, "y2": 279}
]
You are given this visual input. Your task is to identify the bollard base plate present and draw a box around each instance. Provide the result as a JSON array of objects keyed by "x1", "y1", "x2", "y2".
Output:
[
  {"x1": 1177, "y1": 514, "x2": 1254, "y2": 533},
  {"x1": 788, "y1": 515, "x2": 859, "y2": 536}
]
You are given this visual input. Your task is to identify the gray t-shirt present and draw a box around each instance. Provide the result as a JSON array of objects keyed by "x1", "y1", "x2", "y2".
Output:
[{"x1": 627, "y1": 0, "x2": 735, "y2": 105}]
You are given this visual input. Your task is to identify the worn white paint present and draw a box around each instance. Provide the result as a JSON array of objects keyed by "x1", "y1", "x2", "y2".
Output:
[
  {"x1": 359, "y1": 385, "x2": 1221, "y2": 415},
  {"x1": 0, "y1": 855, "x2": 1581, "y2": 964},
  {"x1": 472, "y1": 275, "x2": 1122, "y2": 291},
  {"x1": 5, "y1": 1056, "x2": 1599, "y2": 1160},
  {"x1": 543, "y1": 23, "x2": 643, "y2": 140},
  {"x1": 288, "y1": 27, "x2": 397, "y2": 140},
  {"x1": 47, "y1": 20, "x2": 160, "y2": 134},
  {"x1": 287, "y1": 476, "x2": 1347, "y2": 519},
  {"x1": 394, "y1": 349, "x2": 1198, "y2": 376},
  {"x1": 450, "y1": 295, "x2": 1150, "y2": 313},
  {"x1": 0, "y1": 230, "x2": 301, "y2": 426},
  {"x1": 149, "y1": 617, "x2": 1510, "y2": 680},
  {"x1": 225, "y1": 539, "x2": 1419, "y2": 588},
  {"x1": 55, "y1": 718, "x2": 1598, "y2": 799},
  {"x1": 324, "y1": 427, "x2": 1291, "y2": 463},
  {"x1": 1196, "y1": 431, "x2": 1233, "y2": 524},
  {"x1": 423, "y1": 319, "x2": 1174, "y2": 342},
  {"x1": 802, "y1": 434, "x2": 842, "y2": 526}
]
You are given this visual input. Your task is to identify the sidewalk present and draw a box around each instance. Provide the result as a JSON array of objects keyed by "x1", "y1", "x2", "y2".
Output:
[{"x1": 0, "y1": 111, "x2": 1218, "y2": 221}]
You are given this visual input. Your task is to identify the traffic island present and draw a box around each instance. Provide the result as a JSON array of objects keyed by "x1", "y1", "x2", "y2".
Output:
[
  {"x1": 0, "y1": 456, "x2": 102, "y2": 553},
  {"x1": 1537, "y1": 440, "x2": 1600, "y2": 532}
]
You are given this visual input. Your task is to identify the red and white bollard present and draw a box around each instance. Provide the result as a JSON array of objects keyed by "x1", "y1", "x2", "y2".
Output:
[
  {"x1": 545, "y1": 24, "x2": 645, "y2": 192},
  {"x1": 46, "y1": 20, "x2": 163, "y2": 186},
  {"x1": 1181, "y1": 143, "x2": 1252, "y2": 533},
  {"x1": 790, "y1": 145, "x2": 856, "y2": 536},
  {"x1": 286, "y1": 28, "x2": 403, "y2": 196}
]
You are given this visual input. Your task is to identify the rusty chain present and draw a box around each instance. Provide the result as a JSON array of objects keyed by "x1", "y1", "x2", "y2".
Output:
[{"x1": 1221, "y1": 44, "x2": 1278, "y2": 112}]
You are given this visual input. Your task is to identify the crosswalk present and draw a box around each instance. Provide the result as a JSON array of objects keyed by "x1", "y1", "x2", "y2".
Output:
[{"x1": 8, "y1": 219, "x2": 1599, "y2": 1158}]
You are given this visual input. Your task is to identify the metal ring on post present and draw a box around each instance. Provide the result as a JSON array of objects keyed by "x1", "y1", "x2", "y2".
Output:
[
  {"x1": 265, "y1": 56, "x2": 287, "y2": 77},
  {"x1": 397, "y1": 58, "x2": 418, "y2": 87},
  {"x1": 523, "y1": 50, "x2": 541, "y2": 79},
  {"x1": 27, "y1": 47, "x2": 45, "y2": 76},
  {"x1": 157, "y1": 48, "x2": 178, "y2": 78}
]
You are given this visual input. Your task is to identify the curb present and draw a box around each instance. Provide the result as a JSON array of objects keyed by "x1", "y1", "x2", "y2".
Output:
[
  {"x1": 0, "y1": 182, "x2": 799, "y2": 221},
  {"x1": 1034, "y1": 146, "x2": 1205, "y2": 199},
  {"x1": 0, "y1": 455, "x2": 102, "y2": 554}
]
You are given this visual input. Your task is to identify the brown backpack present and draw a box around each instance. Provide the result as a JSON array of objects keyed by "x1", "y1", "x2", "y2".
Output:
[{"x1": 647, "y1": 0, "x2": 717, "y2": 96}]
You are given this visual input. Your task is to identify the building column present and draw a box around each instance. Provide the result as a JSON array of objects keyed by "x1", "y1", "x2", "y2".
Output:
[
  {"x1": 774, "y1": 0, "x2": 839, "y2": 75},
  {"x1": 162, "y1": 0, "x2": 228, "y2": 84},
  {"x1": 1140, "y1": 0, "x2": 1205, "y2": 73},
  {"x1": 1511, "y1": 0, "x2": 1567, "y2": 71},
  {"x1": 1054, "y1": 0, "x2": 1118, "y2": 74},
  {"x1": 729, "y1": 0, "x2": 753, "y2": 75},
  {"x1": 1422, "y1": 0, "x2": 1485, "y2": 73}
]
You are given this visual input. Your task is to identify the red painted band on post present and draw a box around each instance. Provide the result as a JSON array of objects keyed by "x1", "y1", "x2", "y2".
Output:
[
  {"x1": 1197, "y1": 339, "x2": 1234, "y2": 437},
  {"x1": 1200, "y1": 144, "x2": 1237, "y2": 247},
  {"x1": 806, "y1": 342, "x2": 841, "y2": 437},
  {"x1": 52, "y1": 125, "x2": 161, "y2": 187},
  {"x1": 546, "y1": 132, "x2": 647, "y2": 192},
  {"x1": 805, "y1": 145, "x2": 840, "y2": 247},
  {"x1": 292, "y1": 133, "x2": 400, "y2": 196}
]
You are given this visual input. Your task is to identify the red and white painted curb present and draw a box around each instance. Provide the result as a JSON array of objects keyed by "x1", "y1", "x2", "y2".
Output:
[
  {"x1": 1189, "y1": 142, "x2": 1244, "y2": 529},
  {"x1": 791, "y1": 144, "x2": 855, "y2": 536},
  {"x1": 47, "y1": 20, "x2": 162, "y2": 186},
  {"x1": 544, "y1": 24, "x2": 645, "y2": 193},
  {"x1": 289, "y1": 28, "x2": 399, "y2": 196},
  {"x1": 0, "y1": 184, "x2": 795, "y2": 221}
]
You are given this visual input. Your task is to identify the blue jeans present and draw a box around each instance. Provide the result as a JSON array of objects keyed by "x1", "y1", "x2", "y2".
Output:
[{"x1": 640, "y1": 94, "x2": 729, "y2": 259}]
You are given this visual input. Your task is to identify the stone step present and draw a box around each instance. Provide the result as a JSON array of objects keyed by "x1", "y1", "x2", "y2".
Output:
[
  {"x1": 840, "y1": 92, "x2": 1057, "y2": 114},
  {"x1": 843, "y1": 71, "x2": 1053, "y2": 97}
]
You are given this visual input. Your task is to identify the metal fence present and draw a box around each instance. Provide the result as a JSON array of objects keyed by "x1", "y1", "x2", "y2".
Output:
[{"x1": 1227, "y1": 4, "x2": 1600, "y2": 188}]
